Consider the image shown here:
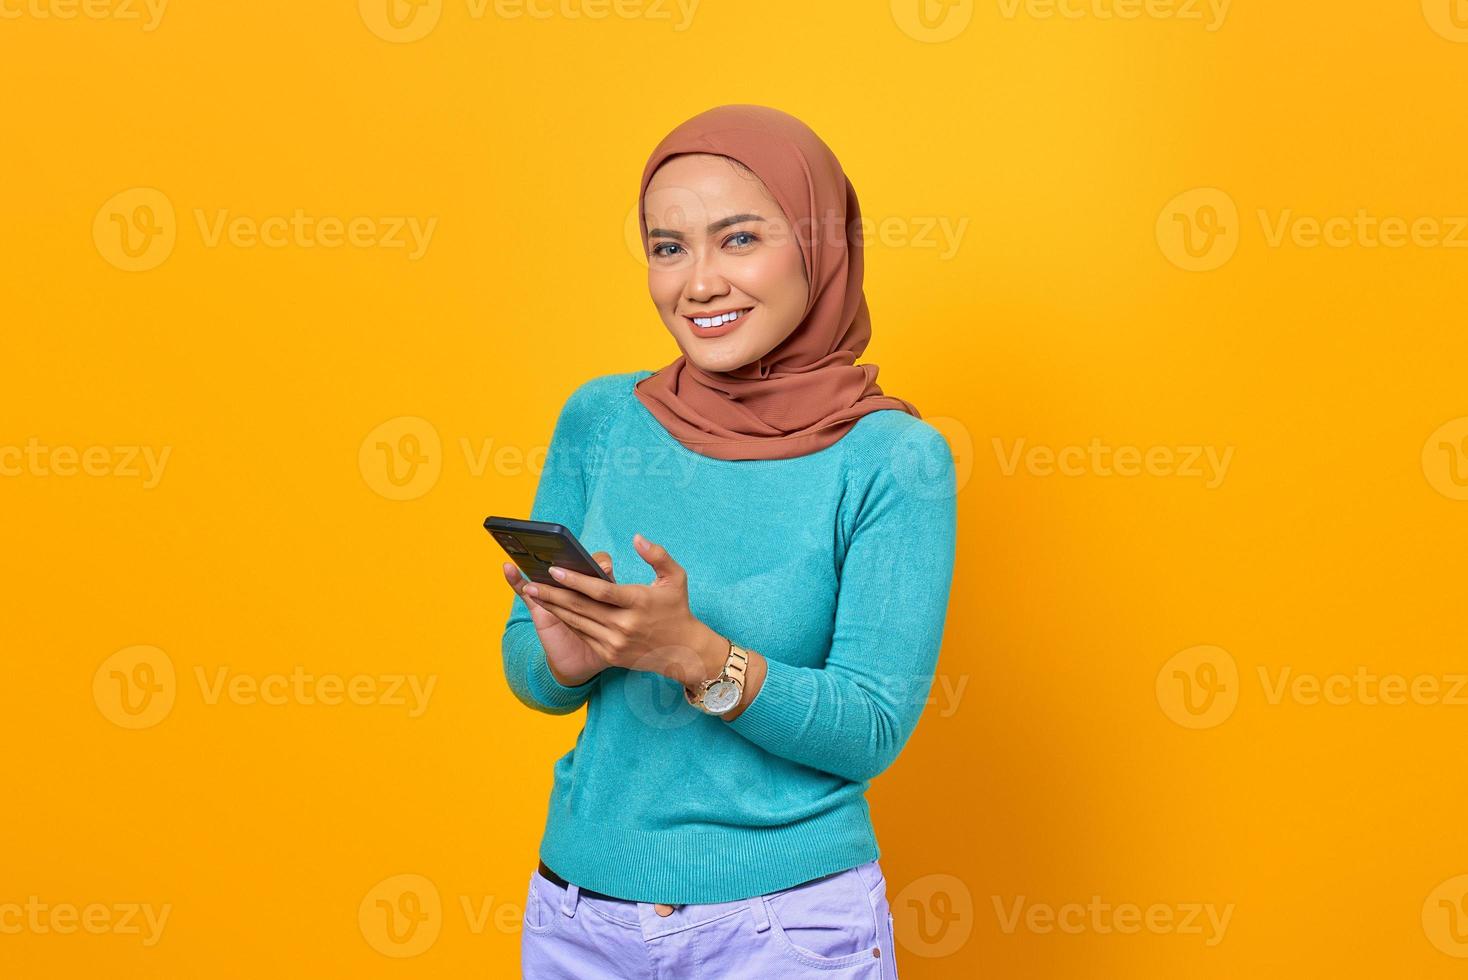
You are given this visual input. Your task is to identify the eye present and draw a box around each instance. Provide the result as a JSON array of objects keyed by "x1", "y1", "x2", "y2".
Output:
[
  {"x1": 649, "y1": 242, "x2": 683, "y2": 258},
  {"x1": 726, "y1": 231, "x2": 758, "y2": 249}
]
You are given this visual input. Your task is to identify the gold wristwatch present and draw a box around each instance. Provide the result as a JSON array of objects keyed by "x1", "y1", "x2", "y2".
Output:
[{"x1": 684, "y1": 639, "x2": 749, "y2": 716}]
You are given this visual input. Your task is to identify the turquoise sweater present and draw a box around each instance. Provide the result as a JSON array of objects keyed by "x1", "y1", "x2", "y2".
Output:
[{"x1": 500, "y1": 369, "x2": 958, "y2": 903}]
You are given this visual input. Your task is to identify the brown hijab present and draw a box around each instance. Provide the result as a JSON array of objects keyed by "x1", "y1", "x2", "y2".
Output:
[{"x1": 632, "y1": 104, "x2": 921, "y2": 461}]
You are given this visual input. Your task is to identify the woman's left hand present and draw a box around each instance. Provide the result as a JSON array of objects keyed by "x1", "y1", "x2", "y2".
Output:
[{"x1": 521, "y1": 532, "x2": 726, "y2": 688}]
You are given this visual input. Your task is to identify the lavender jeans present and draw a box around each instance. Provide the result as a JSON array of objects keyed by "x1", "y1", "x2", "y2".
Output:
[{"x1": 521, "y1": 859, "x2": 900, "y2": 978}]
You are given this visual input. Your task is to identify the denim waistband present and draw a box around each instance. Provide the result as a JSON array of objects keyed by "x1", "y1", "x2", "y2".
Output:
[{"x1": 537, "y1": 857, "x2": 857, "y2": 908}]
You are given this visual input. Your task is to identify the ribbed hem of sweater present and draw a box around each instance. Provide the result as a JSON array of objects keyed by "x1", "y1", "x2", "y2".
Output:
[
  {"x1": 525, "y1": 644, "x2": 598, "y2": 710},
  {"x1": 539, "y1": 802, "x2": 880, "y2": 905}
]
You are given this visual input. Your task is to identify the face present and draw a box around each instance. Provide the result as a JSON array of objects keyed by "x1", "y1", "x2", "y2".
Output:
[{"x1": 643, "y1": 153, "x2": 810, "y2": 374}]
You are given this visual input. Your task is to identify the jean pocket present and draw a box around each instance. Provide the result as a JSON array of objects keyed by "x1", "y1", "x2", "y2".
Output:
[
  {"x1": 523, "y1": 871, "x2": 556, "y2": 935},
  {"x1": 763, "y1": 869, "x2": 882, "y2": 970}
]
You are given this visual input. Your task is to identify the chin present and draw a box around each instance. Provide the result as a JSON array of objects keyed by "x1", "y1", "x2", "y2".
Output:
[{"x1": 685, "y1": 350, "x2": 750, "y2": 374}]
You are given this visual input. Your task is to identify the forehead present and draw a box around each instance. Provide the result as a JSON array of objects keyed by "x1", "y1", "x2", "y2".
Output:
[{"x1": 644, "y1": 153, "x2": 780, "y2": 227}]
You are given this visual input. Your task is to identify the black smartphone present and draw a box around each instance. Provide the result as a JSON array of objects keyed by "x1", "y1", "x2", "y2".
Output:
[{"x1": 483, "y1": 516, "x2": 614, "y2": 586}]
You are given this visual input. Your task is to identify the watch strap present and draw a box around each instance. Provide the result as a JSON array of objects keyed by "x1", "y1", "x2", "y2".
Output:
[{"x1": 685, "y1": 640, "x2": 749, "y2": 713}]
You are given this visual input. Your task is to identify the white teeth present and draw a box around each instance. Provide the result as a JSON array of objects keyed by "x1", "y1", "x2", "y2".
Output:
[{"x1": 692, "y1": 308, "x2": 750, "y2": 328}]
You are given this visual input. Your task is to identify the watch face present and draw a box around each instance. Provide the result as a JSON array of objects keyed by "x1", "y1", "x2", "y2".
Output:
[{"x1": 703, "y1": 680, "x2": 740, "y2": 714}]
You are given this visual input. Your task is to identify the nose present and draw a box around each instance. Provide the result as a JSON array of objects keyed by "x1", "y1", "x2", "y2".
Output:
[{"x1": 683, "y1": 248, "x2": 730, "y2": 304}]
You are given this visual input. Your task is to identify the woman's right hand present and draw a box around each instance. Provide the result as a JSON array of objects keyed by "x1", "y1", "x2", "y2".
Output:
[{"x1": 502, "y1": 552, "x2": 614, "y2": 688}]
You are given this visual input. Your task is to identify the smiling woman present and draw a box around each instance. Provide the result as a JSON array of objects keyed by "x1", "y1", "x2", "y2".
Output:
[
  {"x1": 642, "y1": 156, "x2": 811, "y2": 368},
  {"x1": 499, "y1": 103, "x2": 956, "y2": 980}
]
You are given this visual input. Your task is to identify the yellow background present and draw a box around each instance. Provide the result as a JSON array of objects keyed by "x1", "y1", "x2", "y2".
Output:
[{"x1": 3, "y1": 1, "x2": 1467, "y2": 976}]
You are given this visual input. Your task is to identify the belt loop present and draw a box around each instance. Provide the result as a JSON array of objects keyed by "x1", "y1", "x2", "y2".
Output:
[
  {"x1": 561, "y1": 883, "x2": 580, "y2": 918},
  {"x1": 750, "y1": 895, "x2": 770, "y2": 933}
]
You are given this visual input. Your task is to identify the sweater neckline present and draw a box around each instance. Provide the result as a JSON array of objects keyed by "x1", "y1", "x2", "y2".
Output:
[{"x1": 626, "y1": 369, "x2": 877, "y2": 466}]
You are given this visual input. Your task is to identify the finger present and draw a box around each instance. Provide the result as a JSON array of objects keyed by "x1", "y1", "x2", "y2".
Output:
[
  {"x1": 590, "y1": 550, "x2": 615, "y2": 580},
  {"x1": 545, "y1": 564, "x2": 633, "y2": 607},
  {"x1": 533, "y1": 600, "x2": 620, "y2": 654},
  {"x1": 633, "y1": 533, "x2": 684, "y2": 585},
  {"x1": 504, "y1": 563, "x2": 531, "y2": 599},
  {"x1": 528, "y1": 580, "x2": 618, "y2": 621},
  {"x1": 505, "y1": 565, "x2": 551, "y2": 616}
]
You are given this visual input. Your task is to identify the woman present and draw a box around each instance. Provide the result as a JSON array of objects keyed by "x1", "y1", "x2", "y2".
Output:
[{"x1": 500, "y1": 104, "x2": 957, "y2": 978}]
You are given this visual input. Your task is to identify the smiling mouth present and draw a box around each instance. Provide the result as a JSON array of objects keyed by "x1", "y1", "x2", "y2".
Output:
[{"x1": 685, "y1": 307, "x2": 754, "y2": 330}]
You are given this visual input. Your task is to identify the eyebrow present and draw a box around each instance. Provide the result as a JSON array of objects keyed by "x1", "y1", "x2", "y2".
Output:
[{"x1": 646, "y1": 213, "x2": 766, "y2": 241}]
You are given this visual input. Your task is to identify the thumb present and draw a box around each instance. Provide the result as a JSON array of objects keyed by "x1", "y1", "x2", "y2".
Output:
[{"x1": 633, "y1": 533, "x2": 683, "y2": 585}]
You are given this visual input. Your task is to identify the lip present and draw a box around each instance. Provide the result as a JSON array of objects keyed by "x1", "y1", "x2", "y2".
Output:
[
  {"x1": 682, "y1": 305, "x2": 750, "y2": 319},
  {"x1": 683, "y1": 306, "x2": 754, "y2": 338}
]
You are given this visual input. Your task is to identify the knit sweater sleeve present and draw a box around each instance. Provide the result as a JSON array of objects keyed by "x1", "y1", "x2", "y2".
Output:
[
  {"x1": 725, "y1": 421, "x2": 959, "y2": 782},
  {"x1": 499, "y1": 376, "x2": 618, "y2": 715}
]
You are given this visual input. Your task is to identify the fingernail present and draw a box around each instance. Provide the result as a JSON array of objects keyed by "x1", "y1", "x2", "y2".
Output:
[
  {"x1": 526, "y1": 585, "x2": 539, "y2": 596},
  {"x1": 549, "y1": 567, "x2": 566, "y2": 580}
]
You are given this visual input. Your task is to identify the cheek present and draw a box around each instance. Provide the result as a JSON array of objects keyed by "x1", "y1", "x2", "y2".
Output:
[
  {"x1": 741, "y1": 246, "x2": 807, "y2": 308},
  {"x1": 648, "y1": 269, "x2": 682, "y2": 311}
]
